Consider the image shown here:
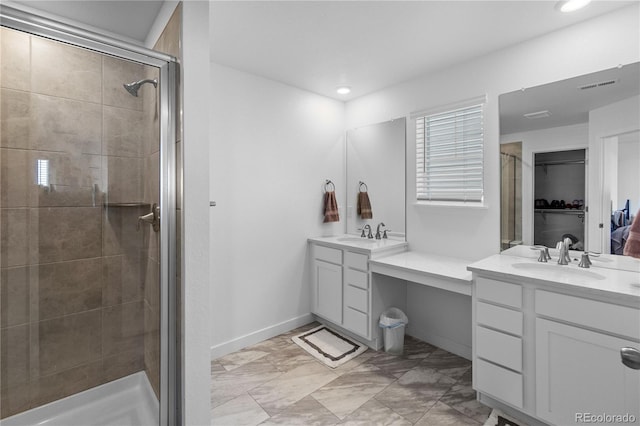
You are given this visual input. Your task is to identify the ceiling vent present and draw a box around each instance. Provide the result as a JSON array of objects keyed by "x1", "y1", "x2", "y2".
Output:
[
  {"x1": 578, "y1": 79, "x2": 617, "y2": 90},
  {"x1": 523, "y1": 110, "x2": 552, "y2": 119}
]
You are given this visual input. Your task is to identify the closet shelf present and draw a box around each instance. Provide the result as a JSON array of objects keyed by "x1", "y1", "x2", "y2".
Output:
[
  {"x1": 534, "y1": 209, "x2": 585, "y2": 215},
  {"x1": 535, "y1": 159, "x2": 585, "y2": 167}
]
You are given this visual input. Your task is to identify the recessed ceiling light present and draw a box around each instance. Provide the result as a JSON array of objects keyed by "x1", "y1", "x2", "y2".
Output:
[
  {"x1": 556, "y1": 0, "x2": 591, "y2": 13},
  {"x1": 336, "y1": 86, "x2": 351, "y2": 95},
  {"x1": 524, "y1": 110, "x2": 552, "y2": 119}
]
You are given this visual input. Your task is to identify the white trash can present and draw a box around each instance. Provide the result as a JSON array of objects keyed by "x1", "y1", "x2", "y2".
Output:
[{"x1": 379, "y1": 307, "x2": 408, "y2": 355}]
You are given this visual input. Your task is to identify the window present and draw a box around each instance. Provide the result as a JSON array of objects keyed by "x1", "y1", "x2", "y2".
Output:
[{"x1": 415, "y1": 99, "x2": 485, "y2": 203}]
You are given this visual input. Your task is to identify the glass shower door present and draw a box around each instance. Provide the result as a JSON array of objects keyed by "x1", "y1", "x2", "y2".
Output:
[{"x1": 0, "y1": 16, "x2": 175, "y2": 425}]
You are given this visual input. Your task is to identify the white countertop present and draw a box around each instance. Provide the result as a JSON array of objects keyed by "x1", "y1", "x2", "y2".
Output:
[
  {"x1": 369, "y1": 251, "x2": 473, "y2": 295},
  {"x1": 308, "y1": 234, "x2": 407, "y2": 256},
  {"x1": 468, "y1": 253, "x2": 640, "y2": 302},
  {"x1": 502, "y1": 244, "x2": 640, "y2": 273}
]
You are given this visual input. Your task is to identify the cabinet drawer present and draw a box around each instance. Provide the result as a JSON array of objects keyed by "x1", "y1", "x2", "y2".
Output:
[
  {"x1": 476, "y1": 302, "x2": 523, "y2": 336},
  {"x1": 345, "y1": 268, "x2": 368, "y2": 290},
  {"x1": 345, "y1": 251, "x2": 369, "y2": 271},
  {"x1": 344, "y1": 307, "x2": 368, "y2": 338},
  {"x1": 314, "y1": 245, "x2": 342, "y2": 265},
  {"x1": 475, "y1": 358, "x2": 523, "y2": 409},
  {"x1": 476, "y1": 277, "x2": 522, "y2": 309},
  {"x1": 535, "y1": 290, "x2": 640, "y2": 340},
  {"x1": 476, "y1": 326, "x2": 522, "y2": 372},
  {"x1": 345, "y1": 284, "x2": 368, "y2": 313}
]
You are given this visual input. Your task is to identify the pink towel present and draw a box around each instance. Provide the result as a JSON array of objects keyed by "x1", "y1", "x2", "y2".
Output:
[
  {"x1": 623, "y1": 209, "x2": 640, "y2": 258},
  {"x1": 323, "y1": 191, "x2": 339, "y2": 223}
]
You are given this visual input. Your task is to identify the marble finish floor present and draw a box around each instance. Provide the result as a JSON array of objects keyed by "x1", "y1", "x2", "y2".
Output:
[{"x1": 211, "y1": 322, "x2": 491, "y2": 425}]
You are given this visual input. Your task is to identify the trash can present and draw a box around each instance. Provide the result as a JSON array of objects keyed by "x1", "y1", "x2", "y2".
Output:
[{"x1": 379, "y1": 307, "x2": 408, "y2": 355}]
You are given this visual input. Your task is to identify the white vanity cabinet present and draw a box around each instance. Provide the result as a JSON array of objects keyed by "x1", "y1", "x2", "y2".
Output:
[
  {"x1": 310, "y1": 243, "x2": 373, "y2": 340},
  {"x1": 535, "y1": 291, "x2": 640, "y2": 425},
  {"x1": 312, "y1": 245, "x2": 343, "y2": 324},
  {"x1": 473, "y1": 277, "x2": 524, "y2": 409},
  {"x1": 469, "y1": 254, "x2": 640, "y2": 426},
  {"x1": 309, "y1": 236, "x2": 408, "y2": 346}
]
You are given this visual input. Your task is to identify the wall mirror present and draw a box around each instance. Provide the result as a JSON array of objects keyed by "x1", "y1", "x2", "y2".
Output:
[
  {"x1": 346, "y1": 118, "x2": 406, "y2": 238},
  {"x1": 499, "y1": 63, "x2": 639, "y2": 255}
]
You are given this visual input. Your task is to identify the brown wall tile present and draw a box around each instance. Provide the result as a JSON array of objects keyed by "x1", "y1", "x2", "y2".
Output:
[
  {"x1": 1, "y1": 28, "x2": 30, "y2": 91},
  {"x1": 0, "y1": 89, "x2": 30, "y2": 149},
  {"x1": 102, "y1": 254, "x2": 144, "y2": 307},
  {"x1": 1, "y1": 148, "x2": 30, "y2": 207},
  {"x1": 102, "y1": 301, "x2": 144, "y2": 357},
  {"x1": 102, "y1": 56, "x2": 145, "y2": 111},
  {"x1": 31, "y1": 37, "x2": 101, "y2": 103},
  {"x1": 102, "y1": 206, "x2": 145, "y2": 256},
  {"x1": 35, "y1": 310, "x2": 102, "y2": 376},
  {"x1": 35, "y1": 258, "x2": 102, "y2": 321},
  {"x1": 30, "y1": 94, "x2": 102, "y2": 155},
  {"x1": 30, "y1": 360, "x2": 103, "y2": 408},
  {"x1": 1, "y1": 325, "x2": 30, "y2": 388},
  {"x1": 0, "y1": 266, "x2": 30, "y2": 328},
  {"x1": 102, "y1": 156, "x2": 143, "y2": 204},
  {"x1": 1, "y1": 208, "x2": 29, "y2": 268},
  {"x1": 102, "y1": 349, "x2": 144, "y2": 383},
  {"x1": 29, "y1": 207, "x2": 102, "y2": 264},
  {"x1": 103, "y1": 106, "x2": 146, "y2": 157}
]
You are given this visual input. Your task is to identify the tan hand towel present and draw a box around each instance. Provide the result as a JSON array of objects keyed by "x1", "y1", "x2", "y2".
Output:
[
  {"x1": 357, "y1": 191, "x2": 373, "y2": 219},
  {"x1": 323, "y1": 191, "x2": 340, "y2": 223},
  {"x1": 623, "y1": 209, "x2": 640, "y2": 258}
]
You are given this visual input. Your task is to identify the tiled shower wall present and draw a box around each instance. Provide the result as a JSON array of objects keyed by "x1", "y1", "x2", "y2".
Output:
[{"x1": 0, "y1": 28, "x2": 157, "y2": 418}]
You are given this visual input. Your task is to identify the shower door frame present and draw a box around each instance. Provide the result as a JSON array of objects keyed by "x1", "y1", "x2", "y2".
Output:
[{"x1": 0, "y1": 5, "x2": 179, "y2": 426}]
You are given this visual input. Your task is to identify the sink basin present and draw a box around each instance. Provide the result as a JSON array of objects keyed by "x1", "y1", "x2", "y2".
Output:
[
  {"x1": 337, "y1": 237, "x2": 377, "y2": 244},
  {"x1": 511, "y1": 262, "x2": 606, "y2": 281}
]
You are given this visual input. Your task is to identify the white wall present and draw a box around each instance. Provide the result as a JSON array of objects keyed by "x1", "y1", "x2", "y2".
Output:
[
  {"x1": 209, "y1": 64, "x2": 345, "y2": 357},
  {"x1": 345, "y1": 4, "x2": 639, "y2": 357},
  {"x1": 180, "y1": 2, "x2": 212, "y2": 425},
  {"x1": 502, "y1": 123, "x2": 588, "y2": 245}
]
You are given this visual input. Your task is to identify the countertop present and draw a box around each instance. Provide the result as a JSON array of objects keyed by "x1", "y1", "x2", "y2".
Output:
[
  {"x1": 468, "y1": 252, "x2": 640, "y2": 302},
  {"x1": 308, "y1": 234, "x2": 408, "y2": 256}
]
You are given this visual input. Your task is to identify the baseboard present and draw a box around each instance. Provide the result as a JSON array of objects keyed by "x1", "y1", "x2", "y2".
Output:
[
  {"x1": 210, "y1": 313, "x2": 314, "y2": 360},
  {"x1": 405, "y1": 329, "x2": 472, "y2": 360}
]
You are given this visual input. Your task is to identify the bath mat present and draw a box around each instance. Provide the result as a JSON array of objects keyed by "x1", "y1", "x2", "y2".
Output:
[
  {"x1": 483, "y1": 409, "x2": 524, "y2": 426},
  {"x1": 292, "y1": 325, "x2": 367, "y2": 368}
]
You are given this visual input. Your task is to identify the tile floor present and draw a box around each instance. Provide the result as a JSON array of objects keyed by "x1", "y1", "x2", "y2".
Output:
[{"x1": 211, "y1": 322, "x2": 492, "y2": 425}]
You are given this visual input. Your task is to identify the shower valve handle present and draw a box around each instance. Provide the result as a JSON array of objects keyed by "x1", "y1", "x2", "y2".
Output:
[{"x1": 137, "y1": 203, "x2": 160, "y2": 232}]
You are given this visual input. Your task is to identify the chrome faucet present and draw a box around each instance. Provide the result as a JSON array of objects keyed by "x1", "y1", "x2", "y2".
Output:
[
  {"x1": 375, "y1": 222, "x2": 386, "y2": 239},
  {"x1": 557, "y1": 237, "x2": 572, "y2": 265},
  {"x1": 362, "y1": 224, "x2": 373, "y2": 239}
]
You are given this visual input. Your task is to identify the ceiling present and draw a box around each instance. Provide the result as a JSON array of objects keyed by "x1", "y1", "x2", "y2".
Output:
[
  {"x1": 499, "y1": 62, "x2": 640, "y2": 134},
  {"x1": 210, "y1": 1, "x2": 636, "y2": 101},
  {"x1": 6, "y1": 1, "x2": 636, "y2": 102},
  {"x1": 7, "y1": 0, "x2": 165, "y2": 44}
]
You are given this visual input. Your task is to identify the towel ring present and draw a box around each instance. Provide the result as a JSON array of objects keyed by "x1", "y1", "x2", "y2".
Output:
[
  {"x1": 358, "y1": 181, "x2": 368, "y2": 192},
  {"x1": 324, "y1": 180, "x2": 335, "y2": 192}
]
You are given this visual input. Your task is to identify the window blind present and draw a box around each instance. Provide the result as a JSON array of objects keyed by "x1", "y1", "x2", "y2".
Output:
[{"x1": 416, "y1": 103, "x2": 484, "y2": 202}]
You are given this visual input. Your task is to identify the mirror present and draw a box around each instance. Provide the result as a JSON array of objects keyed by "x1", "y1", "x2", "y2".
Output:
[
  {"x1": 499, "y1": 63, "x2": 640, "y2": 254},
  {"x1": 346, "y1": 118, "x2": 406, "y2": 238}
]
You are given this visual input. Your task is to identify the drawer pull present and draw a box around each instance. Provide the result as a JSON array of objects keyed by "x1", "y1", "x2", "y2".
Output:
[{"x1": 621, "y1": 347, "x2": 640, "y2": 370}]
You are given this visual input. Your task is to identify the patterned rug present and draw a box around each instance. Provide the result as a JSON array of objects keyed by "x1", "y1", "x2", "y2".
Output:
[
  {"x1": 292, "y1": 325, "x2": 368, "y2": 368},
  {"x1": 483, "y1": 409, "x2": 523, "y2": 426}
]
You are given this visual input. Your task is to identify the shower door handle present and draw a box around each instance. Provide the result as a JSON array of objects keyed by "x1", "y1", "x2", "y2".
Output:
[{"x1": 137, "y1": 203, "x2": 160, "y2": 232}]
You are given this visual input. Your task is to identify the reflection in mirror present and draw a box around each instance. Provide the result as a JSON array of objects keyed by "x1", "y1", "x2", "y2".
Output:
[
  {"x1": 499, "y1": 62, "x2": 640, "y2": 254},
  {"x1": 346, "y1": 118, "x2": 406, "y2": 238},
  {"x1": 500, "y1": 142, "x2": 522, "y2": 250}
]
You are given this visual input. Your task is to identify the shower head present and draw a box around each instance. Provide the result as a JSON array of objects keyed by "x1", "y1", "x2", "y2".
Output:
[{"x1": 123, "y1": 78, "x2": 158, "y2": 97}]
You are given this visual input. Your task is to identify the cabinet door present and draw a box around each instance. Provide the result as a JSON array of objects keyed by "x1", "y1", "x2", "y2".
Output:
[
  {"x1": 536, "y1": 318, "x2": 640, "y2": 425},
  {"x1": 314, "y1": 259, "x2": 343, "y2": 324}
]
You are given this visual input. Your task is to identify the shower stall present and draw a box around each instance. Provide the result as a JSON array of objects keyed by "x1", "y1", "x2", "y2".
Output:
[{"x1": 1, "y1": 5, "x2": 178, "y2": 425}]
